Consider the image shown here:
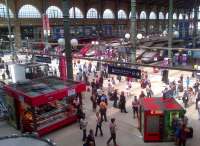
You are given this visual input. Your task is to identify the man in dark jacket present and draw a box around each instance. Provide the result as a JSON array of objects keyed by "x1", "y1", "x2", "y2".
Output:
[
  {"x1": 119, "y1": 91, "x2": 128, "y2": 113},
  {"x1": 182, "y1": 90, "x2": 189, "y2": 108},
  {"x1": 85, "y1": 129, "x2": 96, "y2": 146},
  {"x1": 112, "y1": 89, "x2": 118, "y2": 108}
]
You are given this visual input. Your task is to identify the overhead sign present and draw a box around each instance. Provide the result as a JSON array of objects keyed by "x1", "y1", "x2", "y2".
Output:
[
  {"x1": 35, "y1": 56, "x2": 51, "y2": 63},
  {"x1": 108, "y1": 65, "x2": 141, "y2": 79}
]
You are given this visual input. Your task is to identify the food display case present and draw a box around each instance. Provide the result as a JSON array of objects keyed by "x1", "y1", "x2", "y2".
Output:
[
  {"x1": 139, "y1": 98, "x2": 185, "y2": 142},
  {"x1": 3, "y1": 77, "x2": 86, "y2": 136}
]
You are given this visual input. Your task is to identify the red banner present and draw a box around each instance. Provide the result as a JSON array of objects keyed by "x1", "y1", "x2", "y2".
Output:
[{"x1": 42, "y1": 14, "x2": 50, "y2": 36}]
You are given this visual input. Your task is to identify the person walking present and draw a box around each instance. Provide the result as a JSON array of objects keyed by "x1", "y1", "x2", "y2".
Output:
[
  {"x1": 95, "y1": 112, "x2": 103, "y2": 136},
  {"x1": 197, "y1": 100, "x2": 200, "y2": 120},
  {"x1": 139, "y1": 91, "x2": 146, "y2": 99},
  {"x1": 80, "y1": 114, "x2": 88, "y2": 141},
  {"x1": 107, "y1": 118, "x2": 118, "y2": 146},
  {"x1": 186, "y1": 76, "x2": 190, "y2": 90},
  {"x1": 112, "y1": 89, "x2": 119, "y2": 108},
  {"x1": 182, "y1": 90, "x2": 189, "y2": 108},
  {"x1": 193, "y1": 80, "x2": 199, "y2": 96},
  {"x1": 99, "y1": 99, "x2": 107, "y2": 122},
  {"x1": 90, "y1": 93, "x2": 97, "y2": 112},
  {"x1": 196, "y1": 91, "x2": 200, "y2": 109},
  {"x1": 119, "y1": 91, "x2": 128, "y2": 113},
  {"x1": 85, "y1": 129, "x2": 96, "y2": 146},
  {"x1": 132, "y1": 96, "x2": 139, "y2": 118},
  {"x1": 179, "y1": 124, "x2": 190, "y2": 146},
  {"x1": 146, "y1": 85, "x2": 153, "y2": 98}
]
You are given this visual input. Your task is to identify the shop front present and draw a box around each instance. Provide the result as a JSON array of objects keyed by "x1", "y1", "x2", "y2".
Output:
[
  {"x1": 3, "y1": 77, "x2": 86, "y2": 136},
  {"x1": 139, "y1": 97, "x2": 185, "y2": 142}
]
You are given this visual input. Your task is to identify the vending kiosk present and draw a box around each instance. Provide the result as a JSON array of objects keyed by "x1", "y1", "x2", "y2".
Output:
[
  {"x1": 3, "y1": 77, "x2": 86, "y2": 136},
  {"x1": 139, "y1": 98, "x2": 185, "y2": 142}
]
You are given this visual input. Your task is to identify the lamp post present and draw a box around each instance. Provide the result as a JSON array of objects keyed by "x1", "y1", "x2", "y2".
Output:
[
  {"x1": 92, "y1": 41, "x2": 100, "y2": 70},
  {"x1": 125, "y1": 33, "x2": 142, "y2": 62},
  {"x1": 62, "y1": 0, "x2": 73, "y2": 80}
]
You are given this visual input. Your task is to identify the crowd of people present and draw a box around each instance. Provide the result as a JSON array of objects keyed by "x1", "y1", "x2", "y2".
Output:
[{"x1": 71, "y1": 60, "x2": 200, "y2": 146}]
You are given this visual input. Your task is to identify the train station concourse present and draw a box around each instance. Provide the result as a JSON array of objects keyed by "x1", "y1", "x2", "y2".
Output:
[{"x1": 0, "y1": 0, "x2": 200, "y2": 146}]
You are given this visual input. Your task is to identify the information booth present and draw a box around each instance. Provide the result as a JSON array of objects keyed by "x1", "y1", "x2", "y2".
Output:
[
  {"x1": 3, "y1": 77, "x2": 86, "y2": 136},
  {"x1": 139, "y1": 98, "x2": 185, "y2": 142}
]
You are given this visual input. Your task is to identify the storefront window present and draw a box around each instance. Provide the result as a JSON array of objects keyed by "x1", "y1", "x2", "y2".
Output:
[{"x1": 22, "y1": 96, "x2": 78, "y2": 131}]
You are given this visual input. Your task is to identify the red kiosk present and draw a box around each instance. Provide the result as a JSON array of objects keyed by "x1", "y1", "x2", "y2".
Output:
[
  {"x1": 3, "y1": 77, "x2": 86, "y2": 136},
  {"x1": 139, "y1": 97, "x2": 185, "y2": 142}
]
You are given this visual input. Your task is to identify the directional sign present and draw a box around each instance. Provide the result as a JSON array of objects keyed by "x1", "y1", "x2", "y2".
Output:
[
  {"x1": 35, "y1": 55, "x2": 51, "y2": 63},
  {"x1": 108, "y1": 65, "x2": 141, "y2": 79}
]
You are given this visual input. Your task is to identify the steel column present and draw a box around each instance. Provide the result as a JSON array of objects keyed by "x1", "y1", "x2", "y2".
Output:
[
  {"x1": 130, "y1": 0, "x2": 137, "y2": 63},
  {"x1": 193, "y1": 6, "x2": 198, "y2": 48},
  {"x1": 168, "y1": 0, "x2": 173, "y2": 59},
  {"x1": 63, "y1": 0, "x2": 73, "y2": 80},
  {"x1": 5, "y1": 0, "x2": 14, "y2": 58}
]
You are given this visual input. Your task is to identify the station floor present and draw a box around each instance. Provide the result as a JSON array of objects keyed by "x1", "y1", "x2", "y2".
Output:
[{"x1": 0, "y1": 68, "x2": 200, "y2": 146}]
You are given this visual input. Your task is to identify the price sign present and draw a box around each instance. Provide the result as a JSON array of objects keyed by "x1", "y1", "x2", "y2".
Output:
[{"x1": 68, "y1": 88, "x2": 76, "y2": 96}]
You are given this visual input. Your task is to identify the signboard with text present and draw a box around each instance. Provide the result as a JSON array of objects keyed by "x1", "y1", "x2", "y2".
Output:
[
  {"x1": 35, "y1": 56, "x2": 51, "y2": 63},
  {"x1": 108, "y1": 65, "x2": 141, "y2": 79}
]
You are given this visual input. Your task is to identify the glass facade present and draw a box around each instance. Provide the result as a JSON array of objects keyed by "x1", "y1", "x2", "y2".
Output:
[
  {"x1": 18, "y1": 5, "x2": 41, "y2": 18},
  {"x1": 46, "y1": 6, "x2": 63, "y2": 18},
  {"x1": 118, "y1": 10, "x2": 127, "y2": 19},
  {"x1": 0, "y1": 3, "x2": 14, "y2": 18},
  {"x1": 86, "y1": 8, "x2": 98, "y2": 19},
  {"x1": 103, "y1": 9, "x2": 114, "y2": 19}
]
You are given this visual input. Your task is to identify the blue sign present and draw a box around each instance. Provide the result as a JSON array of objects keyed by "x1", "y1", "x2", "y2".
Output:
[
  {"x1": 52, "y1": 27, "x2": 64, "y2": 40},
  {"x1": 35, "y1": 56, "x2": 51, "y2": 63},
  {"x1": 193, "y1": 51, "x2": 200, "y2": 58},
  {"x1": 108, "y1": 65, "x2": 141, "y2": 79}
]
